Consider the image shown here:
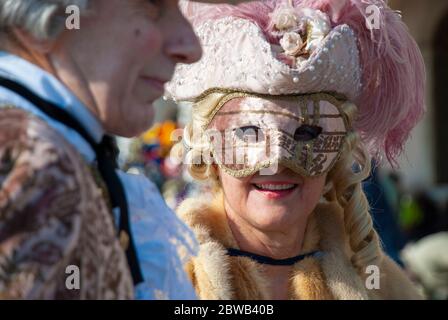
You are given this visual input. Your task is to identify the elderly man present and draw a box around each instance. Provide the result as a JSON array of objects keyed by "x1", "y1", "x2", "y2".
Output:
[{"x1": 0, "y1": 0, "x2": 248, "y2": 299}]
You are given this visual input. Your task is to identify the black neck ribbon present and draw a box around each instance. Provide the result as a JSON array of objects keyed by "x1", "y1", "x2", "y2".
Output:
[{"x1": 226, "y1": 248, "x2": 322, "y2": 266}]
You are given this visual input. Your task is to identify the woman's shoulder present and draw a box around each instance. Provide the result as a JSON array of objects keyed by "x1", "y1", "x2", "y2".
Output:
[
  {"x1": 177, "y1": 193, "x2": 216, "y2": 226},
  {"x1": 176, "y1": 191, "x2": 236, "y2": 247},
  {"x1": 375, "y1": 253, "x2": 424, "y2": 300}
]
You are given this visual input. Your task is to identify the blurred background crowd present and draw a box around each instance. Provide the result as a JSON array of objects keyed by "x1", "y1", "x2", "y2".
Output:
[{"x1": 117, "y1": 0, "x2": 448, "y2": 300}]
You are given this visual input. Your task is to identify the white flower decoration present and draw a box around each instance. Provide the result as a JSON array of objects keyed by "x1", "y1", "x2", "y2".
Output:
[
  {"x1": 279, "y1": 32, "x2": 304, "y2": 56},
  {"x1": 299, "y1": 8, "x2": 331, "y2": 52},
  {"x1": 271, "y1": 7, "x2": 298, "y2": 31}
]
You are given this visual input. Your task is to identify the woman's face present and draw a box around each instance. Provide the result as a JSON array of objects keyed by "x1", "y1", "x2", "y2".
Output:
[
  {"x1": 208, "y1": 95, "x2": 346, "y2": 232},
  {"x1": 53, "y1": 0, "x2": 202, "y2": 137},
  {"x1": 219, "y1": 166, "x2": 326, "y2": 232}
]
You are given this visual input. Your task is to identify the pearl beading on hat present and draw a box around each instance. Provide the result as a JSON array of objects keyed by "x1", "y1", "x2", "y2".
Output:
[{"x1": 166, "y1": 16, "x2": 362, "y2": 102}]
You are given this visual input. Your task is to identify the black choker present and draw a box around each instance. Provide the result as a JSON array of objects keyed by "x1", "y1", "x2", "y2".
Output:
[{"x1": 226, "y1": 248, "x2": 323, "y2": 266}]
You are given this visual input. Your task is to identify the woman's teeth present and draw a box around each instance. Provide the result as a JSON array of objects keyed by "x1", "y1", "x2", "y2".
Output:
[{"x1": 253, "y1": 183, "x2": 296, "y2": 191}]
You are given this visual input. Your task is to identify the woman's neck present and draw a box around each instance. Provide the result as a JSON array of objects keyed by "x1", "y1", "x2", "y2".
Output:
[
  {"x1": 225, "y1": 205, "x2": 307, "y2": 260},
  {"x1": 225, "y1": 202, "x2": 308, "y2": 300}
]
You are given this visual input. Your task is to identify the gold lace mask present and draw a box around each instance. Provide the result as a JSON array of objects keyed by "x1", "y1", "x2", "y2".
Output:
[{"x1": 194, "y1": 90, "x2": 350, "y2": 177}]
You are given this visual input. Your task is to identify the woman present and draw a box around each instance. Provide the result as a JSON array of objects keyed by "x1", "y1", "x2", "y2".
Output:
[
  {"x1": 166, "y1": 0, "x2": 425, "y2": 299},
  {"x1": 0, "y1": 0, "x2": 241, "y2": 299}
]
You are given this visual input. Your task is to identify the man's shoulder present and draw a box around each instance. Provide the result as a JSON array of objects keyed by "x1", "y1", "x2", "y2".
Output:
[
  {"x1": 0, "y1": 105, "x2": 89, "y2": 167},
  {"x1": 0, "y1": 106, "x2": 134, "y2": 299},
  {"x1": 0, "y1": 105, "x2": 93, "y2": 224},
  {"x1": 0, "y1": 105, "x2": 32, "y2": 138}
]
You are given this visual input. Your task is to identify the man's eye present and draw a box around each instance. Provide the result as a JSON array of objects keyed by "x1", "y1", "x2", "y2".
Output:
[
  {"x1": 145, "y1": 0, "x2": 163, "y2": 18},
  {"x1": 294, "y1": 125, "x2": 322, "y2": 141},
  {"x1": 234, "y1": 125, "x2": 265, "y2": 141},
  {"x1": 147, "y1": 0, "x2": 162, "y2": 5}
]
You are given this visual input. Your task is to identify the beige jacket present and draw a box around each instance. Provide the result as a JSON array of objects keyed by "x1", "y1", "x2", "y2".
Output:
[{"x1": 177, "y1": 191, "x2": 423, "y2": 300}]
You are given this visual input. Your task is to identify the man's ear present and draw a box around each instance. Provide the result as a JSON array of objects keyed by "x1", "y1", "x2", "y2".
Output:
[
  {"x1": 11, "y1": 28, "x2": 55, "y2": 54},
  {"x1": 10, "y1": 28, "x2": 58, "y2": 75}
]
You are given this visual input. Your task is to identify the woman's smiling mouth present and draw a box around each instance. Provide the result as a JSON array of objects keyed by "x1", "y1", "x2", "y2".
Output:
[{"x1": 251, "y1": 181, "x2": 299, "y2": 199}]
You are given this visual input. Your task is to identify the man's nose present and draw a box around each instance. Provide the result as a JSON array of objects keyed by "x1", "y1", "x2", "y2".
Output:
[{"x1": 165, "y1": 13, "x2": 202, "y2": 64}]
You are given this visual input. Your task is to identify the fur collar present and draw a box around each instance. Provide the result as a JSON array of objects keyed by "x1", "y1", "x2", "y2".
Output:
[{"x1": 177, "y1": 191, "x2": 371, "y2": 300}]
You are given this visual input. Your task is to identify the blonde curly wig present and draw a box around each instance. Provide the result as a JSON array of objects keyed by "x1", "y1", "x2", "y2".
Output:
[{"x1": 324, "y1": 102, "x2": 382, "y2": 275}]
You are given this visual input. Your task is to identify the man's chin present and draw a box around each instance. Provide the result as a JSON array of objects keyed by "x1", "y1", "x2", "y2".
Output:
[
  {"x1": 101, "y1": 100, "x2": 155, "y2": 137},
  {"x1": 116, "y1": 123, "x2": 152, "y2": 138},
  {"x1": 105, "y1": 117, "x2": 154, "y2": 138}
]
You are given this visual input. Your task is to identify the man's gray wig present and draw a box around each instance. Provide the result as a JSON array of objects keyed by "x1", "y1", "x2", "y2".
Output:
[{"x1": 0, "y1": 0, "x2": 89, "y2": 40}]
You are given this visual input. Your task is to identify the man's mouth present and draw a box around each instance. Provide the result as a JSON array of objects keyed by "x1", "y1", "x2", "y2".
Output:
[{"x1": 140, "y1": 76, "x2": 168, "y2": 93}]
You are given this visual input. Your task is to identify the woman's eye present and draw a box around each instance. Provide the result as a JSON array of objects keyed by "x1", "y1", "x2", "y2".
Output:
[
  {"x1": 234, "y1": 125, "x2": 265, "y2": 141},
  {"x1": 293, "y1": 125, "x2": 322, "y2": 141}
]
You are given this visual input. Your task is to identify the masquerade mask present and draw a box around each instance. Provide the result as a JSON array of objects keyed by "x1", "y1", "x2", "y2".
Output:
[{"x1": 196, "y1": 90, "x2": 349, "y2": 177}]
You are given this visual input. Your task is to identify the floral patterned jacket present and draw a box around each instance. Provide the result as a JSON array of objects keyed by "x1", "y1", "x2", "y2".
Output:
[{"x1": 0, "y1": 107, "x2": 134, "y2": 299}]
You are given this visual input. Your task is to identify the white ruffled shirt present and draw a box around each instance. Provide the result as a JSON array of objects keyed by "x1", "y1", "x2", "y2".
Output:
[{"x1": 0, "y1": 51, "x2": 198, "y2": 300}]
